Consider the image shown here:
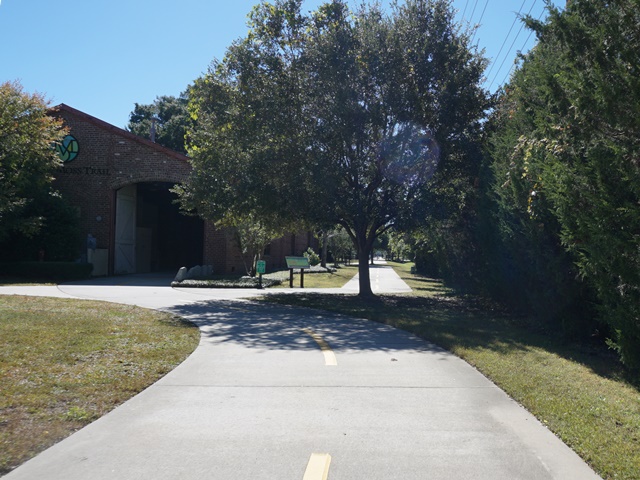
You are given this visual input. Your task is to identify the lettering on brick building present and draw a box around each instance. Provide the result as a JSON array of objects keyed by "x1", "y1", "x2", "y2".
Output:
[{"x1": 58, "y1": 166, "x2": 110, "y2": 175}]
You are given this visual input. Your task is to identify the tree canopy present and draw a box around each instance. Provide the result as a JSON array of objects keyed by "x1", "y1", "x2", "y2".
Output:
[
  {"x1": 0, "y1": 81, "x2": 68, "y2": 243},
  {"x1": 179, "y1": 0, "x2": 488, "y2": 296},
  {"x1": 127, "y1": 93, "x2": 189, "y2": 154}
]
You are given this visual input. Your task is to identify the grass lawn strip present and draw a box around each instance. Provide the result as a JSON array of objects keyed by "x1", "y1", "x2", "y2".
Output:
[
  {"x1": 260, "y1": 261, "x2": 640, "y2": 480},
  {"x1": 170, "y1": 264, "x2": 357, "y2": 289},
  {"x1": 268, "y1": 264, "x2": 358, "y2": 289},
  {"x1": 0, "y1": 295, "x2": 200, "y2": 476}
]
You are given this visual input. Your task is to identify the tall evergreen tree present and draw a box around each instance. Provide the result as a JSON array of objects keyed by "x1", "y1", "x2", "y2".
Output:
[{"x1": 486, "y1": 0, "x2": 640, "y2": 366}]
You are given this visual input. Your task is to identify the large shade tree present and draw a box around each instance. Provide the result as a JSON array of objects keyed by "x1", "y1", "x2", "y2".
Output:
[
  {"x1": 180, "y1": 0, "x2": 488, "y2": 296},
  {"x1": 0, "y1": 81, "x2": 68, "y2": 243}
]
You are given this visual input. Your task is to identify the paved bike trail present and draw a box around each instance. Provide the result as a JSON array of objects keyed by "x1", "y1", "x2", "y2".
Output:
[{"x1": 0, "y1": 264, "x2": 600, "y2": 479}]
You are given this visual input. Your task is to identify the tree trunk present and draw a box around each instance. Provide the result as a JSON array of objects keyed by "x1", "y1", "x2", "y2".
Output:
[
  {"x1": 321, "y1": 230, "x2": 328, "y2": 268},
  {"x1": 357, "y1": 247, "x2": 373, "y2": 297},
  {"x1": 354, "y1": 227, "x2": 374, "y2": 297}
]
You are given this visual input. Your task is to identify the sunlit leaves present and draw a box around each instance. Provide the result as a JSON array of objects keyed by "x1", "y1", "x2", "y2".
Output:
[{"x1": 0, "y1": 81, "x2": 68, "y2": 241}]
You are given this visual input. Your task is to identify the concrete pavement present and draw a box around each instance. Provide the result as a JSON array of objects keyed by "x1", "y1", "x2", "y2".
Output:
[
  {"x1": 339, "y1": 263, "x2": 413, "y2": 294},
  {"x1": 0, "y1": 263, "x2": 600, "y2": 479}
]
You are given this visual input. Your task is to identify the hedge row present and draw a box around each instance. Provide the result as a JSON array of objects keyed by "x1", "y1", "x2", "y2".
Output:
[
  {"x1": 172, "y1": 277, "x2": 282, "y2": 289},
  {"x1": 0, "y1": 262, "x2": 93, "y2": 282}
]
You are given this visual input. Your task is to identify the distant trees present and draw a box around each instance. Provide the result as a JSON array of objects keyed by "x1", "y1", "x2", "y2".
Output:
[
  {"x1": 0, "y1": 81, "x2": 73, "y2": 255},
  {"x1": 179, "y1": 0, "x2": 488, "y2": 296},
  {"x1": 386, "y1": 231, "x2": 412, "y2": 262},
  {"x1": 127, "y1": 93, "x2": 189, "y2": 154},
  {"x1": 326, "y1": 227, "x2": 353, "y2": 266}
]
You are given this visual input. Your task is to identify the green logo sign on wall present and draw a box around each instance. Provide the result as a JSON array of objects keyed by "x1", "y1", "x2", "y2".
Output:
[{"x1": 56, "y1": 135, "x2": 79, "y2": 162}]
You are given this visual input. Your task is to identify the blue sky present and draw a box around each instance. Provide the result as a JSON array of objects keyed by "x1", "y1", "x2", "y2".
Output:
[{"x1": 0, "y1": 0, "x2": 555, "y2": 128}]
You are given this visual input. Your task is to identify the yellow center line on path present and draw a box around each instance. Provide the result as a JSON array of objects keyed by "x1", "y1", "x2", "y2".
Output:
[
  {"x1": 302, "y1": 328, "x2": 338, "y2": 366},
  {"x1": 303, "y1": 453, "x2": 332, "y2": 480}
]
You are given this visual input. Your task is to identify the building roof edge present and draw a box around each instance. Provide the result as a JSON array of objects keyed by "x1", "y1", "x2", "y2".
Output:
[{"x1": 49, "y1": 103, "x2": 190, "y2": 163}]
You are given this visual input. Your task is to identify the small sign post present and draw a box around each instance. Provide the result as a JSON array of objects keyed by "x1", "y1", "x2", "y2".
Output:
[
  {"x1": 285, "y1": 256, "x2": 311, "y2": 288},
  {"x1": 256, "y1": 260, "x2": 266, "y2": 289}
]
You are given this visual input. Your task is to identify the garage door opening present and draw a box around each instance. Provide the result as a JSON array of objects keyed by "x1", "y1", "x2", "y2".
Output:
[{"x1": 115, "y1": 182, "x2": 204, "y2": 274}]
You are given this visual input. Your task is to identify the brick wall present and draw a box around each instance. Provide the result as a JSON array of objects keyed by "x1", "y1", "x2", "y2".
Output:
[
  {"x1": 52, "y1": 110, "x2": 116, "y2": 251},
  {"x1": 50, "y1": 104, "x2": 317, "y2": 276},
  {"x1": 265, "y1": 232, "x2": 319, "y2": 271},
  {"x1": 51, "y1": 105, "x2": 195, "y2": 273}
]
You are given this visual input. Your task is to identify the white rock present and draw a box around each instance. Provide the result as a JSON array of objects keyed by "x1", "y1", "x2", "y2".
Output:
[{"x1": 174, "y1": 267, "x2": 188, "y2": 282}]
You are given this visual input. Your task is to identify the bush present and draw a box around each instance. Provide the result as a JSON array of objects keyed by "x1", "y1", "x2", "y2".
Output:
[
  {"x1": 0, "y1": 262, "x2": 93, "y2": 282},
  {"x1": 172, "y1": 277, "x2": 282, "y2": 288},
  {"x1": 303, "y1": 247, "x2": 320, "y2": 266},
  {"x1": 0, "y1": 193, "x2": 81, "y2": 262}
]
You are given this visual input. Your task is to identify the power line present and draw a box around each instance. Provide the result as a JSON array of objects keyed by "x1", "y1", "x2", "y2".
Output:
[
  {"x1": 462, "y1": 0, "x2": 470, "y2": 22},
  {"x1": 476, "y1": 0, "x2": 489, "y2": 25},
  {"x1": 488, "y1": 0, "x2": 537, "y2": 90},
  {"x1": 471, "y1": 0, "x2": 489, "y2": 44},
  {"x1": 484, "y1": 0, "x2": 526, "y2": 81},
  {"x1": 468, "y1": 0, "x2": 480, "y2": 25},
  {"x1": 500, "y1": 7, "x2": 547, "y2": 88}
]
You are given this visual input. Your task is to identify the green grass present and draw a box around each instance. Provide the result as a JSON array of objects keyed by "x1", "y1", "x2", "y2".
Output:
[
  {"x1": 171, "y1": 264, "x2": 358, "y2": 289},
  {"x1": 0, "y1": 296, "x2": 200, "y2": 475},
  {"x1": 268, "y1": 264, "x2": 359, "y2": 289},
  {"x1": 261, "y1": 261, "x2": 640, "y2": 480}
]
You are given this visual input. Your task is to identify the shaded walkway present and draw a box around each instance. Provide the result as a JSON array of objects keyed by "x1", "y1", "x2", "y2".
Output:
[{"x1": 0, "y1": 265, "x2": 600, "y2": 479}]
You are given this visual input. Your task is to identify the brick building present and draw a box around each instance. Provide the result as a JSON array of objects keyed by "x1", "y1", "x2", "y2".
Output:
[{"x1": 50, "y1": 104, "x2": 315, "y2": 276}]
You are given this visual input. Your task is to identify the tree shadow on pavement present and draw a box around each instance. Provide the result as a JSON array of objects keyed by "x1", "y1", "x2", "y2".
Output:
[
  {"x1": 255, "y1": 292, "x2": 640, "y2": 387},
  {"x1": 62, "y1": 273, "x2": 176, "y2": 287},
  {"x1": 163, "y1": 298, "x2": 444, "y2": 356}
]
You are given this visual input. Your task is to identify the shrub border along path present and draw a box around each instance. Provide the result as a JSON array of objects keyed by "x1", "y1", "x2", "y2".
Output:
[{"x1": 260, "y1": 261, "x2": 640, "y2": 480}]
